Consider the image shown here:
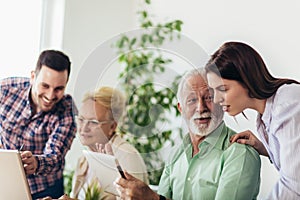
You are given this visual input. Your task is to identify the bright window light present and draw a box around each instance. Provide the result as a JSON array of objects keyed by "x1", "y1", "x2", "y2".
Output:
[{"x1": 0, "y1": 1, "x2": 42, "y2": 79}]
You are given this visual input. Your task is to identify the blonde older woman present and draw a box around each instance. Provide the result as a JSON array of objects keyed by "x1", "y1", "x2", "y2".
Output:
[{"x1": 71, "y1": 86, "x2": 148, "y2": 200}]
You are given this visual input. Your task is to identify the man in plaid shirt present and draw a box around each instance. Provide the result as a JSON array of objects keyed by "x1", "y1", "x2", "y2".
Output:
[{"x1": 0, "y1": 50, "x2": 77, "y2": 199}]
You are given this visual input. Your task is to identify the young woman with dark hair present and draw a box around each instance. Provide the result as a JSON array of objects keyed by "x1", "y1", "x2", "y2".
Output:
[{"x1": 205, "y1": 41, "x2": 300, "y2": 199}]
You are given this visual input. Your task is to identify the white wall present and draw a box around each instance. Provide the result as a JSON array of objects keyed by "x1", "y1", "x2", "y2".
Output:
[
  {"x1": 62, "y1": 0, "x2": 138, "y2": 95},
  {"x1": 61, "y1": 0, "x2": 138, "y2": 170},
  {"x1": 54, "y1": 0, "x2": 300, "y2": 199}
]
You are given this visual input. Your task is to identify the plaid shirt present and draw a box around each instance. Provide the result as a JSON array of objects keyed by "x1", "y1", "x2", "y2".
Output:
[{"x1": 0, "y1": 77, "x2": 77, "y2": 194}]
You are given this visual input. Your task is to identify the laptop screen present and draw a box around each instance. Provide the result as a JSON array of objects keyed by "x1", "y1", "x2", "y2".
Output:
[{"x1": 0, "y1": 149, "x2": 32, "y2": 200}]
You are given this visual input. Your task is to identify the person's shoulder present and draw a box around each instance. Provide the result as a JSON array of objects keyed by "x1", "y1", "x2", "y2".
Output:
[
  {"x1": 58, "y1": 94, "x2": 78, "y2": 113},
  {"x1": 0, "y1": 77, "x2": 30, "y2": 90},
  {"x1": 271, "y1": 83, "x2": 300, "y2": 116},
  {"x1": 217, "y1": 124, "x2": 237, "y2": 149},
  {"x1": 225, "y1": 142, "x2": 260, "y2": 161},
  {"x1": 163, "y1": 142, "x2": 185, "y2": 166},
  {"x1": 61, "y1": 94, "x2": 75, "y2": 104},
  {"x1": 222, "y1": 124, "x2": 237, "y2": 137},
  {"x1": 112, "y1": 135, "x2": 139, "y2": 154},
  {"x1": 274, "y1": 83, "x2": 300, "y2": 101}
]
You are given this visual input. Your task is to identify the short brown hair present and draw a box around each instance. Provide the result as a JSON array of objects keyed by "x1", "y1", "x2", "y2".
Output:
[{"x1": 36, "y1": 50, "x2": 71, "y2": 79}]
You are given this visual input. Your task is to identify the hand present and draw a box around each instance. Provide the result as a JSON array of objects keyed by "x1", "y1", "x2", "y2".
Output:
[
  {"x1": 96, "y1": 143, "x2": 114, "y2": 155},
  {"x1": 38, "y1": 194, "x2": 75, "y2": 200},
  {"x1": 230, "y1": 130, "x2": 269, "y2": 156},
  {"x1": 38, "y1": 197, "x2": 52, "y2": 200},
  {"x1": 58, "y1": 194, "x2": 75, "y2": 200},
  {"x1": 114, "y1": 171, "x2": 159, "y2": 200},
  {"x1": 21, "y1": 150, "x2": 38, "y2": 175}
]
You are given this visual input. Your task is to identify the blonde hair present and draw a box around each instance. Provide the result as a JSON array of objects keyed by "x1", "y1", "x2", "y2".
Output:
[{"x1": 83, "y1": 86, "x2": 126, "y2": 122}]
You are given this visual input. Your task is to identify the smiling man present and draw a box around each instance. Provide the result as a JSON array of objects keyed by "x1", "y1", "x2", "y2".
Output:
[
  {"x1": 115, "y1": 68, "x2": 261, "y2": 200},
  {"x1": 0, "y1": 50, "x2": 77, "y2": 199}
]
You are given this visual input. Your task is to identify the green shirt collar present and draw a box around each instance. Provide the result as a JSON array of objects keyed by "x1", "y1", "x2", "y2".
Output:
[
  {"x1": 183, "y1": 121, "x2": 225, "y2": 148},
  {"x1": 183, "y1": 121, "x2": 227, "y2": 159},
  {"x1": 203, "y1": 121, "x2": 226, "y2": 150}
]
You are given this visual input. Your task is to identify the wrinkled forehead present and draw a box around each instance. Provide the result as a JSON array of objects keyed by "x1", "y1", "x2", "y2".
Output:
[{"x1": 183, "y1": 75, "x2": 210, "y2": 93}]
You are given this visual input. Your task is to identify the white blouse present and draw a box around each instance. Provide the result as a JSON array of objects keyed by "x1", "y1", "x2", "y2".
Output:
[{"x1": 256, "y1": 83, "x2": 300, "y2": 199}]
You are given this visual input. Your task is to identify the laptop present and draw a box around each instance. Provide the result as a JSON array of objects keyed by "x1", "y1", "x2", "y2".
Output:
[{"x1": 0, "y1": 149, "x2": 32, "y2": 200}]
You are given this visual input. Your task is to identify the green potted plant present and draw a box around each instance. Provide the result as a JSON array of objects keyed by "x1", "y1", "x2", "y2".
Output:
[
  {"x1": 113, "y1": 0, "x2": 183, "y2": 185},
  {"x1": 84, "y1": 179, "x2": 104, "y2": 200}
]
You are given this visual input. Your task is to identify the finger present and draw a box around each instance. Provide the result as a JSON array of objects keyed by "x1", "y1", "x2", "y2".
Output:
[
  {"x1": 24, "y1": 163, "x2": 34, "y2": 171},
  {"x1": 236, "y1": 138, "x2": 255, "y2": 148},
  {"x1": 24, "y1": 163, "x2": 35, "y2": 175},
  {"x1": 230, "y1": 132, "x2": 249, "y2": 143},
  {"x1": 230, "y1": 134, "x2": 240, "y2": 143},
  {"x1": 123, "y1": 171, "x2": 135, "y2": 180},
  {"x1": 90, "y1": 144, "x2": 98, "y2": 152},
  {"x1": 96, "y1": 143, "x2": 105, "y2": 153},
  {"x1": 105, "y1": 143, "x2": 114, "y2": 155},
  {"x1": 114, "y1": 179, "x2": 131, "y2": 199},
  {"x1": 23, "y1": 154, "x2": 36, "y2": 165},
  {"x1": 21, "y1": 150, "x2": 32, "y2": 159},
  {"x1": 22, "y1": 156, "x2": 33, "y2": 164},
  {"x1": 40, "y1": 196, "x2": 52, "y2": 200},
  {"x1": 96, "y1": 143, "x2": 100, "y2": 150},
  {"x1": 24, "y1": 156, "x2": 37, "y2": 175},
  {"x1": 119, "y1": 188, "x2": 128, "y2": 200},
  {"x1": 125, "y1": 188, "x2": 133, "y2": 197},
  {"x1": 58, "y1": 194, "x2": 69, "y2": 199},
  {"x1": 114, "y1": 179, "x2": 123, "y2": 196},
  {"x1": 116, "y1": 176, "x2": 129, "y2": 188},
  {"x1": 25, "y1": 167, "x2": 35, "y2": 175}
]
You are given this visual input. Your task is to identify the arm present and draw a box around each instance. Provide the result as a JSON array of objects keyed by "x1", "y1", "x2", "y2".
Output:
[
  {"x1": 157, "y1": 165, "x2": 172, "y2": 199},
  {"x1": 267, "y1": 100, "x2": 300, "y2": 199},
  {"x1": 35, "y1": 97, "x2": 77, "y2": 174},
  {"x1": 214, "y1": 143, "x2": 261, "y2": 200},
  {"x1": 36, "y1": 119, "x2": 76, "y2": 174},
  {"x1": 16, "y1": 116, "x2": 76, "y2": 175}
]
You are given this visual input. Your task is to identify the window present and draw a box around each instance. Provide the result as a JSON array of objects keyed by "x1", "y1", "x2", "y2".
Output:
[{"x1": 0, "y1": 1, "x2": 42, "y2": 79}]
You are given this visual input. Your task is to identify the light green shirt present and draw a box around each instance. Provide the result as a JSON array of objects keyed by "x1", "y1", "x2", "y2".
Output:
[{"x1": 158, "y1": 122, "x2": 261, "y2": 200}]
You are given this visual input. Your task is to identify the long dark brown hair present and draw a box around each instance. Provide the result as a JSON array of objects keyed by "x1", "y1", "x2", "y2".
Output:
[{"x1": 205, "y1": 41, "x2": 299, "y2": 99}]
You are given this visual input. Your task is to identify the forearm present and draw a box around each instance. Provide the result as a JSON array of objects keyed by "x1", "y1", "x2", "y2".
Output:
[
  {"x1": 35, "y1": 154, "x2": 62, "y2": 174},
  {"x1": 35, "y1": 139, "x2": 72, "y2": 174},
  {"x1": 36, "y1": 122, "x2": 76, "y2": 174}
]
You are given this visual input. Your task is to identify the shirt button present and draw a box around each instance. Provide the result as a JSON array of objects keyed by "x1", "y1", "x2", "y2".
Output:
[{"x1": 187, "y1": 177, "x2": 191, "y2": 181}]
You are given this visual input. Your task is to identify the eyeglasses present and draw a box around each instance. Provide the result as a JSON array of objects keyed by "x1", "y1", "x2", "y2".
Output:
[{"x1": 75, "y1": 116, "x2": 112, "y2": 128}]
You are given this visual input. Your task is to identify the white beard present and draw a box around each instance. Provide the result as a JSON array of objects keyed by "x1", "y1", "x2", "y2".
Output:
[{"x1": 187, "y1": 109, "x2": 223, "y2": 137}]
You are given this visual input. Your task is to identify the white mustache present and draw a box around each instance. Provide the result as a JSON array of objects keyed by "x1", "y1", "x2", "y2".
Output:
[{"x1": 192, "y1": 112, "x2": 211, "y2": 119}]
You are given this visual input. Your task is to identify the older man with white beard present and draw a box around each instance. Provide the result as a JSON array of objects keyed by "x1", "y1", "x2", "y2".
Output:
[{"x1": 115, "y1": 69, "x2": 261, "y2": 200}]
